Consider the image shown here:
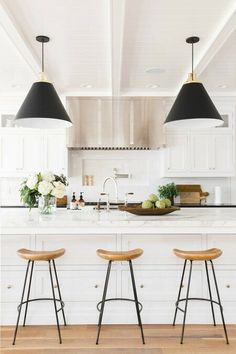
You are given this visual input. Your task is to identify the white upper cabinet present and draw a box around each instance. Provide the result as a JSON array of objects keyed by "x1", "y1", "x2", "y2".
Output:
[
  {"x1": 0, "y1": 134, "x2": 24, "y2": 174},
  {"x1": 162, "y1": 103, "x2": 235, "y2": 177},
  {"x1": 162, "y1": 132, "x2": 235, "y2": 177},
  {"x1": 23, "y1": 135, "x2": 44, "y2": 173},
  {"x1": 45, "y1": 133, "x2": 67, "y2": 175},
  {"x1": 0, "y1": 132, "x2": 44, "y2": 176},
  {"x1": 164, "y1": 134, "x2": 188, "y2": 173},
  {"x1": 190, "y1": 134, "x2": 212, "y2": 172},
  {"x1": 213, "y1": 135, "x2": 234, "y2": 174},
  {"x1": 0, "y1": 129, "x2": 67, "y2": 177}
]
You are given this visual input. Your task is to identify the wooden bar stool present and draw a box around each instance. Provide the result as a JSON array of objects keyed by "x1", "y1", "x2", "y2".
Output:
[
  {"x1": 12, "y1": 248, "x2": 66, "y2": 345},
  {"x1": 173, "y1": 248, "x2": 229, "y2": 344},
  {"x1": 96, "y1": 248, "x2": 145, "y2": 345}
]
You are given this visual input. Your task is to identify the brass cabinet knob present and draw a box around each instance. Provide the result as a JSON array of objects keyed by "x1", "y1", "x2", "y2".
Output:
[
  {"x1": 140, "y1": 284, "x2": 144, "y2": 288},
  {"x1": 226, "y1": 284, "x2": 231, "y2": 288},
  {"x1": 94, "y1": 284, "x2": 99, "y2": 288}
]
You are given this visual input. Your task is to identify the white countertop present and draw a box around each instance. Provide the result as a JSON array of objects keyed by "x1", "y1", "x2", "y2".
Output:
[{"x1": 1, "y1": 207, "x2": 236, "y2": 234}]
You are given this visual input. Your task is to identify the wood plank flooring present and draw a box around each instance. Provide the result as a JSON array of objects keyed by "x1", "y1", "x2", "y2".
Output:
[{"x1": 1, "y1": 324, "x2": 236, "y2": 354}]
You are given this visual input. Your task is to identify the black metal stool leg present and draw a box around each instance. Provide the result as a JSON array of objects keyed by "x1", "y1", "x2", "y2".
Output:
[
  {"x1": 52, "y1": 260, "x2": 66, "y2": 326},
  {"x1": 180, "y1": 260, "x2": 192, "y2": 344},
  {"x1": 173, "y1": 259, "x2": 187, "y2": 326},
  {"x1": 12, "y1": 260, "x2": 31, "y2": 345},
  {"x1": 96, "y1": 260, "x2": 112, "y2": 345},
  {"x1": 210, "y1": 260, "x2": 229, "y2": 344},
  {"x1": 205, "y1": 261, "x2": 216, "y2": 326},
  {"x1": 23, "y1": 261, "x2": 34, "y2": 326},
  {"x1": 129, "y1": 260, "x2": 145, "y2": 344},
  {"x1": 48, "y1": 260, "x2": 62, "y2": 344}
]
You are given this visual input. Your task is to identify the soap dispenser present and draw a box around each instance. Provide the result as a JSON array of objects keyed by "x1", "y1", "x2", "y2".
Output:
[
  {"x1": 70, "y1": 192, "x2": 77, "y2": 210},
  {"x1": 78, "y1": 192, "x2": 85, "y2": 207}
]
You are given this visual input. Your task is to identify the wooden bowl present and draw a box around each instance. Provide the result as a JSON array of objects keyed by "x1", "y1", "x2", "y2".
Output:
[{"x1": 118, "y1": 205, "x2": 180, "y2": 216}]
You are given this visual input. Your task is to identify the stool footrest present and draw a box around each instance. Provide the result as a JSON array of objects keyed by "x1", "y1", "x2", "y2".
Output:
[
  {"x1": 17, "y1": 298, "x2": 65, "y2": 311},
  {"x1": 175, "y1": 297, "x2": 223, "y2": 313},
  {"x1": 97, "y1": 298, "x2": 143, "y2": 313}
]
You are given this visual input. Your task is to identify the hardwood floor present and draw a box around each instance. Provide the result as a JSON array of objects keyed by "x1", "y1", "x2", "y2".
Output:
[{"x1": 1, "y1": 324, "x2": 236, "y2": 354}]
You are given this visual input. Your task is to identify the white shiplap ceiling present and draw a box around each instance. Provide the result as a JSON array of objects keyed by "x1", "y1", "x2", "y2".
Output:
[{"x1": 0, "y1": 0, "x2": 236, "y2": 96}]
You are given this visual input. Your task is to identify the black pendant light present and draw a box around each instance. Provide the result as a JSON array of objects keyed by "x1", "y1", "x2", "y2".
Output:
[
  {"x1": 164, "y1": 36, "x2": 223, "y2": 128},
  {"x1": 14, "y1": 35, "x2": 72, "y2": 128}
]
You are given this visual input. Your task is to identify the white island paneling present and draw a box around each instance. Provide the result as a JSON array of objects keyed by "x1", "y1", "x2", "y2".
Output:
[{"x1": 1, "y1": 208, "x2": 236, "y2": 325}]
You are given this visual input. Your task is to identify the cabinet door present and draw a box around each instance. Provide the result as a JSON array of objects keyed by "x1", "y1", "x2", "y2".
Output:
[
  {"x1": 213, "y1": 135, "x2": 234, "y2": 175},
  {"x1": 0, "y1": 134, "x2": 23, "y2": 173},
  {"x1": 190, "y1": 134, "x2": 212, "y2": 172},
  {"x1": 163, "y1": 134, "x2": 188, "y2": 174},
  {"x1": 45, "y1": 134, "x2": 66, "y2": 174},
  {"x1": 23, "y1": 135, "x2": 44, "y2": 173}
]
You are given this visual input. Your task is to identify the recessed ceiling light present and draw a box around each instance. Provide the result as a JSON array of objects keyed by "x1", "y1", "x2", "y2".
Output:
[
  {"x1": 10, "y1": 84, "x2": 21, "y2": 88},
  {"x1": 80, "y1": 83, "x2": 93, "y2": 89},
  {"x1": 146, "y1": 84, "x2": 159, "y2": 89},
  {"x1": 145, "y1": 67, "x2": 166, "y2": 74},
  {"x1": 217, "y1": 84, "x2": 227, "y2": 89}
]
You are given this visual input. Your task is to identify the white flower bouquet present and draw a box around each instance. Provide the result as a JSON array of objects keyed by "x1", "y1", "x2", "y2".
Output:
[{"x1": 20, "y1": 172, "x2": 68, "y2": 213}]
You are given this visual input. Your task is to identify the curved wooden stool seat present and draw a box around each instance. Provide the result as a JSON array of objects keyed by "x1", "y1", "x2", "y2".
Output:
[
  {"x1": 172, "y1": 246, "x2": 228, "y2": 345},
  {"x1": 96, "y1": 248, "x2": 143, "y2": 261},
  {"x1": 173, "y1": 248, "x2": 222, "y2": 261},
  {"x1": 17, "y1": 248, "x2": 65, "y2": 261},
  {"x1": 13, "y1": 248, "x2": 66, "y2": 345}
]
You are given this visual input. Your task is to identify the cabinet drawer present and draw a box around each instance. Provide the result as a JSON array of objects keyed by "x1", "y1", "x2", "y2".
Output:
[
  {"x1": 1, "y1": 234, "x2": 32, "y2": 265},
  {"x1": 35, "y1": 270, "x2": 117, "y2": 302},
  {"x1": 207, "y1": 270, "x2": 236, "y2": 302},
  {"x1": 208, "y1": 235, "x2": 236, "y2": 265},
  {"x1": 36, "y1": 234, "x2": 116, "y2": 265},
  {"x1": 1, "y1": 270, "x2": 36, "y2": 302},
  {"x1": 122, "y1": 234, "x2": 203, "y2": 265},
  {"x1": 122, "y1": 269, "x2": 202, "y2": 302}
]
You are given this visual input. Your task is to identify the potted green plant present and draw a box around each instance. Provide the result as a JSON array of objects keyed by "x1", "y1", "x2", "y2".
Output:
[{"x1": 157, "y1": 183, "x2": 178, "y2": 206}]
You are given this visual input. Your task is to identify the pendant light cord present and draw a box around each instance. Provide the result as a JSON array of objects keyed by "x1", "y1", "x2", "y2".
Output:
[
  {"x1": 42, "y1": 41, "x2": 44, "y2": 73},
  {"x1": 191, "y1": 42, "x2": 194, "y2": 80}
]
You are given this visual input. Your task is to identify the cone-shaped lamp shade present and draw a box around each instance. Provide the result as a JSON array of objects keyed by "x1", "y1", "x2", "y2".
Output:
[
  {"x1": 14, "y1": 81, "x2": 72, "y2": 129},
  {"x1": 164, "y1": 82, "x2": 224, "y2": 129}
]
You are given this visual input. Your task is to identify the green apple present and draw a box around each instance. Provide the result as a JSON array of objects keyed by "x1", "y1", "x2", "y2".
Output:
[
  {"x1": 142, "y1": 200, "x2": 154, "y2": 209},
  {"x1": 163, "y1": 199, "x2": 171, "y2": 208},
  {"x1": 148, "y1": 194, "x2": 159, "y2": 203},
  {"x1": 155, "y1": 200, "x2": 166, "y2": 209}
]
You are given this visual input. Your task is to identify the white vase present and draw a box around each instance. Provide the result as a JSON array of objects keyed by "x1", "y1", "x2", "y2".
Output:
[{"x1": 38, "y1": 196, "x2": 57, "y2": 214}]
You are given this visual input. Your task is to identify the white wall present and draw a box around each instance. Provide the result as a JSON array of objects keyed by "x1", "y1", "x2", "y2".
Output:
[{"x1": 67, "y1": 149, "x2": 233, "y2": 204}]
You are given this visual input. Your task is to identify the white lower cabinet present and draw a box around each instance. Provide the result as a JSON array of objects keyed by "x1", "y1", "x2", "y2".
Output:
[
  {"x1": 1, "y1": 233, "x2": 236, "y2": 325},
  {"x1": 121, "y1": 234, "x2": 203, "y2": 265},
  {"x1": 1, "y1": 234, "x2": 33, "y2": 266},
  {"x1": 36, "y1": 234, "x2": 117, "y2": 265},
  {"x1": 121, "y1": 269, "x2": 202, "y2": 302}
]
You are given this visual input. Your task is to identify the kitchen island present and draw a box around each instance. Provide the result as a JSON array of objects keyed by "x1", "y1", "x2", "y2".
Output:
[{"x1": 1, "y1": 207, "x2": 236, "y2": 325}]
